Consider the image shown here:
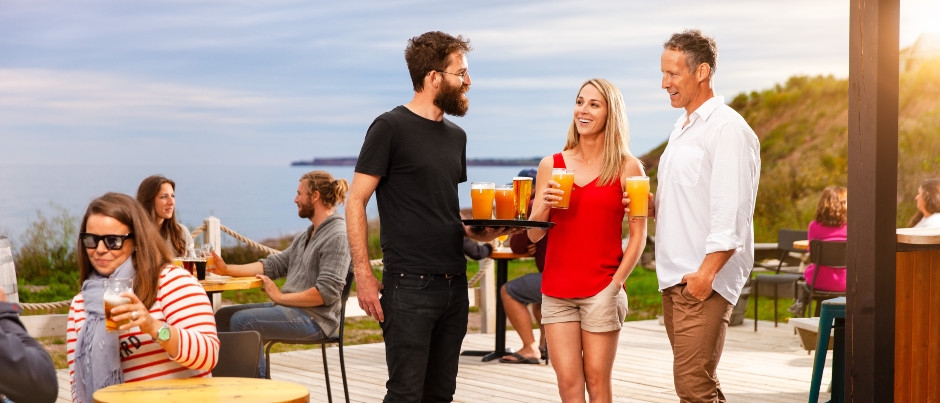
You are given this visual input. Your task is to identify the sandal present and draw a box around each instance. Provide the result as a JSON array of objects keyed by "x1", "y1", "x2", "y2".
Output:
[
  {"x1": 499, "y1": 352, "x2": 541, "y2": 365},
  {"x1": 540, "y1": 346, "x2": 549, "y2": 365}
]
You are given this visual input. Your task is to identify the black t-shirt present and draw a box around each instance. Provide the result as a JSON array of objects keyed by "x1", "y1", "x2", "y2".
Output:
[{"x1": 355, "y1": 105, "x2": 467, "y2": 274}]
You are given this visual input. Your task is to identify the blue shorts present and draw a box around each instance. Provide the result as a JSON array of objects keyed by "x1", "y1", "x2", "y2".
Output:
[{"x1": 505, "y1": 273, "x2": 542, "y2": 305}]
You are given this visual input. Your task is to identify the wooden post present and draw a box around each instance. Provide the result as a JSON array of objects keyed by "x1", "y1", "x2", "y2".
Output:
[
  {"x1": 479, "y1": 257, "x2": 496, "y2": 334},
  {"x1": 0, "y1": 237, "x2": 18, "y2": 304},
  {"x1": 204, "y1": 217, "x2": 222, "y2": 310},
  {"x1": 847, "y1": 0, "x2": 899, "y2": 400},
  {"x1": 204, "y1": 216, "x2": 222, "y2": 253}
]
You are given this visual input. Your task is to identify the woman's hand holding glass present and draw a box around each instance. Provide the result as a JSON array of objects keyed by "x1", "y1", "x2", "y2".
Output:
[
  {"x1": 541, "y1": 178, "x2": 562, "y2": 208},
  {"x1": 110, "y1": 289, "x2": 160, "y2": 336}
]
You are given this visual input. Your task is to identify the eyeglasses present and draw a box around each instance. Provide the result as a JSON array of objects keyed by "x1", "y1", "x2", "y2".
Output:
[
  {"x1": 436, "y1": 70, "x2": 469, "y2": 82},
  {"x1": 79, "y1": 233, "x2": 134, "y2": 250}
]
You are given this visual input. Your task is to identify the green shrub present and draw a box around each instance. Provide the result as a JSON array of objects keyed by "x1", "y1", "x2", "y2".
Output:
[{"x1": 13, "y1": 204, "x2": 81, "y2": 303}]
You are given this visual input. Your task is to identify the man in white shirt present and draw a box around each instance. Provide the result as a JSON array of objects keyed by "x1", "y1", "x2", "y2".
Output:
[{"x1": 655, "y1": 29, "x2": 761, "y2": 402}]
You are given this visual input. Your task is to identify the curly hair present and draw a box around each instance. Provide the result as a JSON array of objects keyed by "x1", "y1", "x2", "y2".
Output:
[
  {"x1": 404, "y1": 31, "x2": 471, "y2": 92},
  {"x1": 300, "y1": 171, "x2": 349, "y2": 209},
  {"x1": 78, "y1": 192, "x2": 172, "y2": 308},
  {"x1": 814, "y1": 186, "x2": 848, "y2": 227},
  {"x1": 663, "y1": 29, "x2": 718, "y2": 79}
]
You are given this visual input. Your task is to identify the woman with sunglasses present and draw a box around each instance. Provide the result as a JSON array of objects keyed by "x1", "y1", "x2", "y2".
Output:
[
  {"x1": 136, "y1": 175, "x2": 193, "y2": 257},
  {"x1": 66, "y1": 193, "x2": 219, "y2": 403}
]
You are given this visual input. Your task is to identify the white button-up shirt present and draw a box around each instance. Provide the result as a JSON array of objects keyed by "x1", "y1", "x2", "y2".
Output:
[{"x1": 655, "y1": 96, "x2": 761, "y2": 305}]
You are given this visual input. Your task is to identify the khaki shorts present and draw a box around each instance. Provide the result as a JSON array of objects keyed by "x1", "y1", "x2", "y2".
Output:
[{"x1": 541, "y1": 280, "x2": 628, "y2": 332}]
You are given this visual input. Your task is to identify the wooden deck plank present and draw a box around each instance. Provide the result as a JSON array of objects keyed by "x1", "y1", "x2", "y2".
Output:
[{"x1": 53, "y1": 318, "x2": 833, "y2": 403}]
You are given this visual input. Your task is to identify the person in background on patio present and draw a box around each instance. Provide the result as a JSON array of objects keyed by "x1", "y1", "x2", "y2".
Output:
[
  {"x1": 459, "y1": 208, "x2": 495, "y2": 260},
  {"x1": 788, "y1": 186, "x2": 848, "y2": 315},
  {"x1": 346, "y1": 31, "x2": 513, "y2": 402},
  {"x1": 527, "y1": 78, "x2": 647, "y2": 401},
  {"x1": 210, "y1": 171, "x2": 351, "y2": 378},
  {"x1": 1, "y1": 290, "x2": 58, "y2": 403},
  {"x1": 907, "y1": 178, "x2": 940, "y2": 228},
  {"x1": 136, "y1": 175, "x2": 193, "y2": 257},
  {"x1": 499, "y1": 168, "x2": 549, "y2": 365},
  {"x1": 654, "y1": 29, "x2": 760, "y2": 402},
  {"x1": 67, "y1": 193, "x2": 219, "y2": 403}
]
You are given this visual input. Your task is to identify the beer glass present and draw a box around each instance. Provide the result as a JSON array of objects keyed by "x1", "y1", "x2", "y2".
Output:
[
  {"x1": 200, "y1": 244, "x2": 215, "y2": 276},
  {"x1": 551, "y1": 168, "x2": 575, "y2": 209},
  {"x1": 494, "y1": 184, "x2": 515, "y2": 220},
  {"x1": 103, "y1": 278, "x2": 133, "y2": 333},
  {"x1": 470, "y1": 182, "x2": 496, "y2": 219},
  {"x1": 623, "y1": 176, "x2": 650, "y2": 217},
  {"x1": 513, "y1": 177, "x2": 533, "y2": 220}
]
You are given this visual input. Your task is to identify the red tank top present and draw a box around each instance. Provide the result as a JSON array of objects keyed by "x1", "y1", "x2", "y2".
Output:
[{"x1": 542, "y1": 153, "x2": 625, "y2": 298}]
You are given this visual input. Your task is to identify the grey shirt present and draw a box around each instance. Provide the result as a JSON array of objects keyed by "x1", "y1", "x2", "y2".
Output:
[{"x1": 259, "y1": 214, "x2": 351, "y2": 336}]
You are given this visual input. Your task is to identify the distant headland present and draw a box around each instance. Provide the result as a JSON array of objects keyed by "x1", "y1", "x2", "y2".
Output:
[{"x1": 291, "y1": 157, "x2": 543, "y2": 167}]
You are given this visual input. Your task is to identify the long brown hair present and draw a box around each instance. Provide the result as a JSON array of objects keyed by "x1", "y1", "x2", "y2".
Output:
[
  {"x1": 78, "y1": 192, "x2": 171, "y2": 308},
  {"x1": 136, "y1": 175, "x2": 186, "y2": 255},
  {"x1": 907, "y1": 178, "x2": 940, "y2": 227}
]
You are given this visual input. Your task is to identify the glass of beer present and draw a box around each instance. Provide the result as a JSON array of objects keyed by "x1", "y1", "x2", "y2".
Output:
[
  {"x1": 551, "y1": 168, "x2": 575, "y2": 209},
  {"x1": 103, "y1": 278, "x2": 133, "y2": 333},
  {"x1": 623, "y1": 176, "x2": 650, "y2": 218},
  {"x1": 494, "y1": 184, "x2": 515, "y2": 220},
  {"x1": 200, "y1": 244, "x2": 215, "y2": 274},
  {"x1": 182, "y1": 258, "x2": 197, "y2": 277},
  {"x1": 513, "y1": 177, "x2": 533, "y2": 220},
  {"x1": 470, "y1": 182, "x2": 496, "y2": 219}
]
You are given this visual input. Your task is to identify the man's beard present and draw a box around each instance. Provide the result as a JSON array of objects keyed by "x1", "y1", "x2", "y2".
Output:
[
  {"x1": 434, "y1": 79, "x2": 469, "y2": 117},
  {"x1": 297, "y1": 202, "x2": 315, "y2": 219}
]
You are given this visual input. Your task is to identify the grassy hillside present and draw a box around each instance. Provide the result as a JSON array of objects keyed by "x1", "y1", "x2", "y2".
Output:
[{"x1": 640, "y1": 58, "x2": 940, "y2": 242}]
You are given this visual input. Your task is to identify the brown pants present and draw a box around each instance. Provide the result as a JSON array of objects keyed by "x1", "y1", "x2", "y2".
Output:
[{"x1": 661, "y1": 284, "x2": 733, "y2": 403}]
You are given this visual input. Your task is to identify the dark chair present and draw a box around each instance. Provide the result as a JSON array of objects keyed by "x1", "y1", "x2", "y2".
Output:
[
  {"x1": 752, "y1": 229, "x2": 808, "y2": 331},
  {"x1": 801, "y1": 240, "x2": 847, "y2": 317},
  {"x1": 212, "y1": 330, "x2": 263, "y2": 378},
  {"x1": 264, "y1": 270, "x2": 354, "y2": 403}
]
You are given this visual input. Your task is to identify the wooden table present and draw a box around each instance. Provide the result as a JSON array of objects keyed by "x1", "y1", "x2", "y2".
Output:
[
  {"x1": 461, "y1": 250, "x2": 532, "y2": 362},
  {"x1": 793, "y1": 239, "x2": 809, "y2": 251},
  {"x1": 199, "y1": 276, "x2": 263, "y2": 309},
  {"x1": 92, "y1": 377, "x2": 309, "y2": 403}
]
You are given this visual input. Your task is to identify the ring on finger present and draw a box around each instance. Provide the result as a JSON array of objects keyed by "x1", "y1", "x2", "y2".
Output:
[{"x1": 131, "y1": 310, "x2": 139, "y2": 320}]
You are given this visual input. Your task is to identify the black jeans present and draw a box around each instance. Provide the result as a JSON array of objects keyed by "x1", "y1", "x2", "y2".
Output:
[{"x1": 381, "y1": 272, "x2": 469, "y2": 403}]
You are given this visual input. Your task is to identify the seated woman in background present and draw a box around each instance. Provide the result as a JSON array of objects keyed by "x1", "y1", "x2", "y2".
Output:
[
  {"x1": 136, "y1": 175, "x2": 193, "y2": 256},
  {"x1": 67, "y1": 193, "x2": 219, "y2": 403},
  {"x1": 789, "y1": 186, "x2": 848, "y2": 315},
  {"x1": 907, "y1": 178, "x2": 940, "y2": 228}
]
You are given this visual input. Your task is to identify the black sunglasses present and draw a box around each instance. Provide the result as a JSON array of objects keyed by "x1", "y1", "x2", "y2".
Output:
[{"x1": 79, "y1": 233, "x2": 134, "y2": 250}]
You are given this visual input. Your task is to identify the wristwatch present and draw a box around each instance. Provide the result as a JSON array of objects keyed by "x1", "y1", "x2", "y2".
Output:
[{"x1": 155, "y1": 322, "x2": 171, "y2": 343}]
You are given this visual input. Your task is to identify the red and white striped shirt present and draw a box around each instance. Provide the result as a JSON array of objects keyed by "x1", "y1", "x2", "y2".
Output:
[{"x1": 67, "y1": 265, "x2": 219, "y2": 401}]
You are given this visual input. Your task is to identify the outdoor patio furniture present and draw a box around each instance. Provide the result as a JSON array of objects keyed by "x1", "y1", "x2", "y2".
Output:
[{"x1": 752, "y1": 229, "x2": 807, "y2": 330}]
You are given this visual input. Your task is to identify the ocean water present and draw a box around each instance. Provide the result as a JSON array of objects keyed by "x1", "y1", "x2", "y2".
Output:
[{"x1": 0, "y1": 164, "x2": 533, "y2": 245}]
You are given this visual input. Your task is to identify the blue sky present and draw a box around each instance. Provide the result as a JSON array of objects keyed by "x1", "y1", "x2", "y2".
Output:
[{"x1": 1, "y1": 0, "x2": 936, "y2": 166}]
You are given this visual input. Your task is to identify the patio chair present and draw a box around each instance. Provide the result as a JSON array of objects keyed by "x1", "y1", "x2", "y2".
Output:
[
  {"x1": 752, "y1": 229, "x2": 807, "y2": 331},
  {"x1": 212, "y1": 330, "x2": 263, "y2": 378},
  {"x1": 801, "y1": 240, "x2": 847, "y2": 317},
  {"x1": 263, "y1": 270, "x2": 354, "y2": 403}
]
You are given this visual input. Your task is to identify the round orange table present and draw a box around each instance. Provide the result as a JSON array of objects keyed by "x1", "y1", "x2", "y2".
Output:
[{"x1": 93, "y1": 377, "x2": 309, "y2": 403}]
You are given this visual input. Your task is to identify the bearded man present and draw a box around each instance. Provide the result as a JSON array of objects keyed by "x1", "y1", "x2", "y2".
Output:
[
  {"x1": 211, "y1": 170, "x2": 352, "y2": 378},
  {"x1": 346, "y1": 31, "x2": 512, "y2": 402}
]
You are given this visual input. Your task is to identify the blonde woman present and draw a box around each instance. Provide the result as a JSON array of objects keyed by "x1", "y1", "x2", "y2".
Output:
[{"x1": 527, "y1": 78, "x2": 646, "y2": 402}]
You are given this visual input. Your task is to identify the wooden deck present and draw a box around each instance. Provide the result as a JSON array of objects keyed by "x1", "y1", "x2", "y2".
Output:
[{"x1": 53, "y1": 318, "x2": 832, "y2": 402}]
